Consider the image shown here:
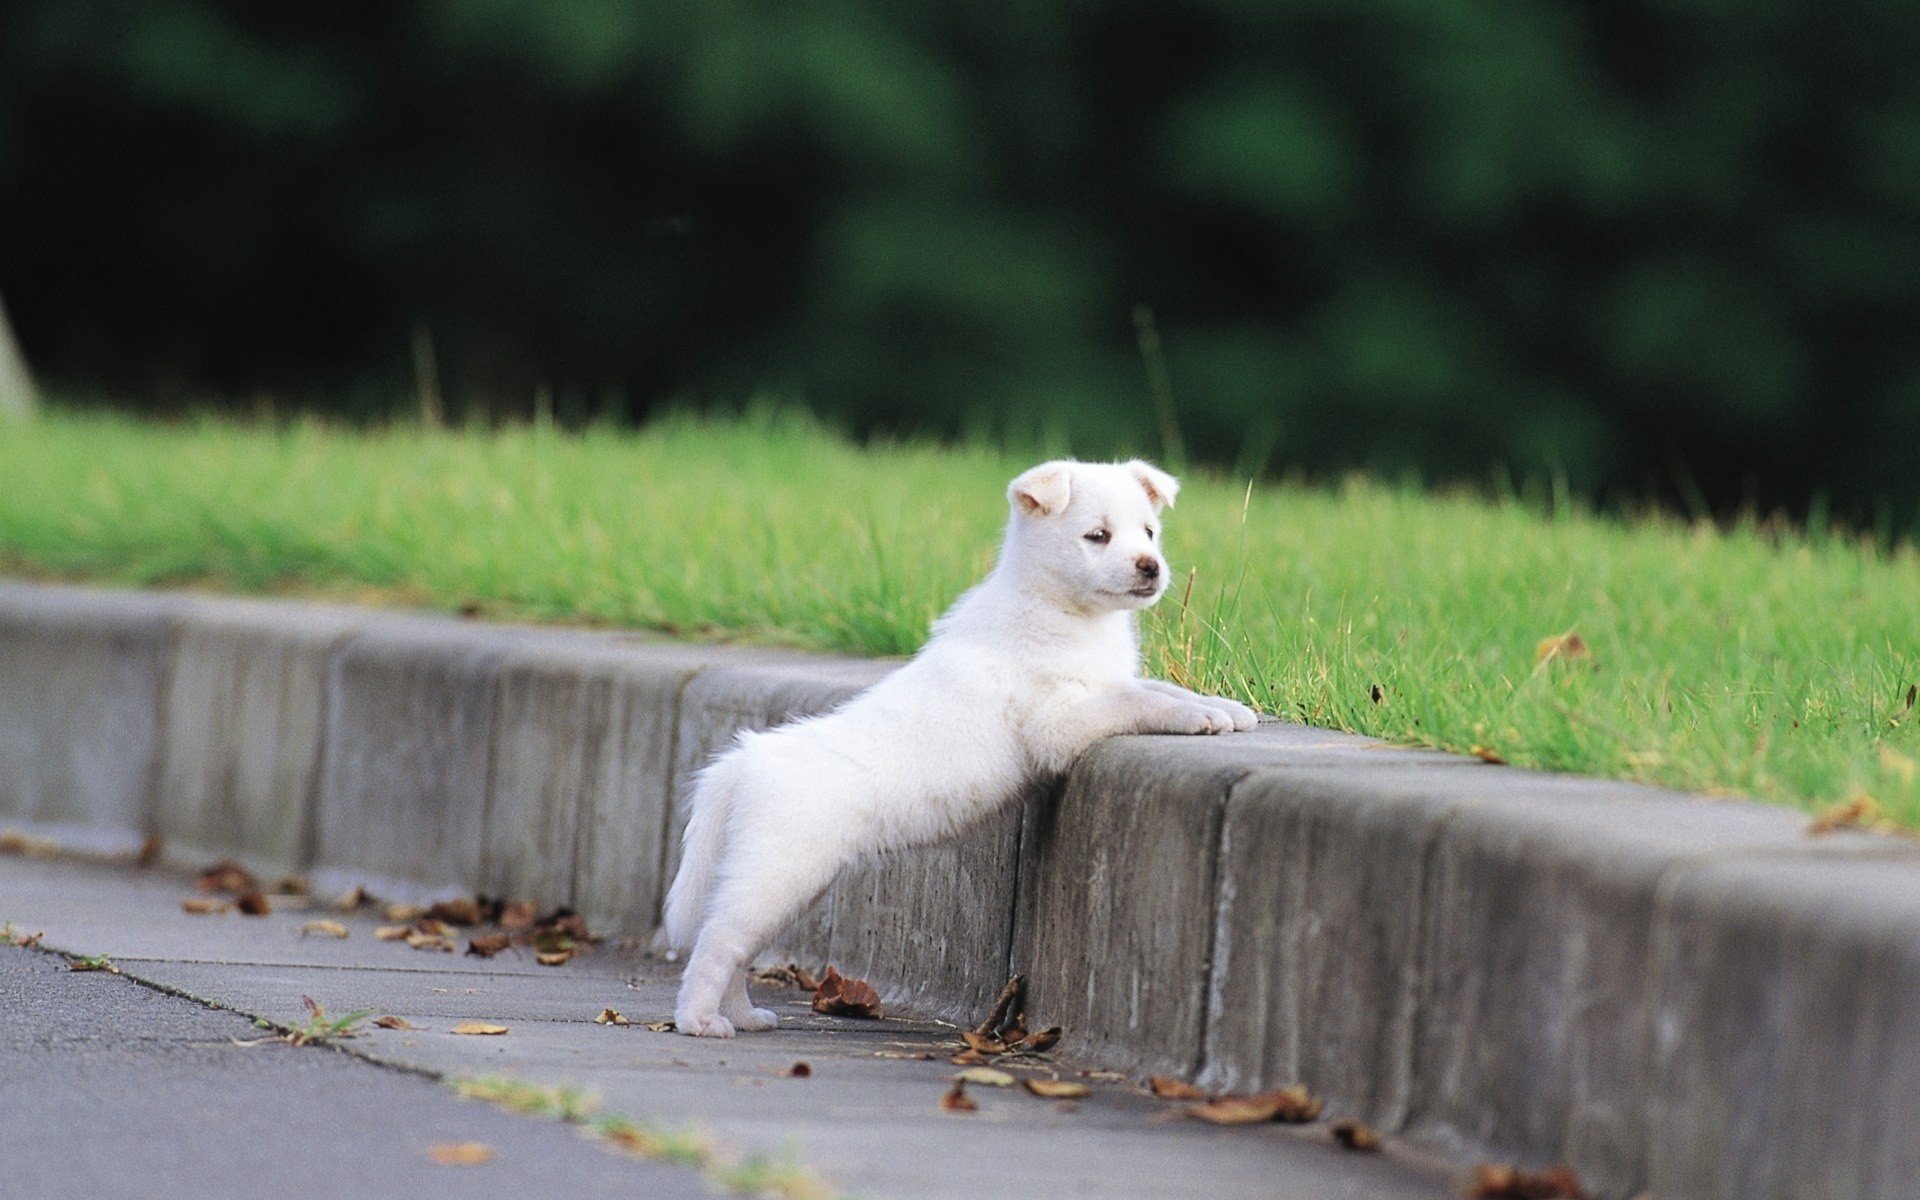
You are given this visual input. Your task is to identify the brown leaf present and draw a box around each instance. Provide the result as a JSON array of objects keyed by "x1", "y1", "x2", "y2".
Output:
[
  {"x1": 785, "y1": 1062, "x2": 812, "y2": 1078},
  {"x1": 1024, "y1": 1079, "x2": 1090, "y2": 1099},
  {"x1": 534, "y1": 909, "x2": 594, "y2": 942},
  {"x1": 535, "y1": 949, "x2": 574, "y2": 967},
  {"x1": 1189, "y1": 1085, "x2": 1322, "y2": 1126},
  {"x1": 414, "y1": 918, "x2": 455, "y2": 938},
  {"x1": 949, "y1": 1050, "x2": 990, "y2": 1066},
  {"x1": 381, "y1": 902, "x2": 426, "y2": 923},
  {"x1": 1331, "y1": 1120, "x2": 1381, "y2": 1151},
  {"x1": 197, "y1": 860, "x2": 259, "y2": 895},
  {"x1": 335, "y1": 886, "x2": 373, "y2": 911},
  {"x1": 235, "y1": 891, "x2": 271, "y2": 916},
  {"x1": 428, "y1": 897, "x2": 484, "y2": 926},
  {"x1": 1148, "y1": 1075, "x2": 1207, "y2": 1100},
  {"x1": 428, "y1": 1142, "x2": 495, "y2": 1166},
  {"x1": 971, "y1": 974, "x2": 1026, "y2": 1042},
  {"x1": 1020, "y1": 1026, "x2": 1063, "y2": 1054},
  {"x1": 374, "y1": 924, "x2": 411, "y2": 941},
  {"x1": 940, "y1": 1081, "x2": 978, "y2": 1113},
  {"x1": 749, "y1": 963, "x2": 824, "y2": 990},
  {"x1": 1809, "y1": 794, "x2": 1884, "y2": 835},
  {"x1": 450, "y1": 1021, "x2": 509, "y2": 1036},
  {"x1": 532, "y1": 929, "x2": 576, "y2": 956},
  {"x1": 299, "y1": 919, "x2": 350, "y2": 939},
  {"x1": 497, "y1": 900, "x2": 539, "y2": 932},
  {"x1": 271, "y1": 875, "x2": 311, "y2": 897},
  {"x1": 810, "y1": 966, "x2": 883, "y2": 1019},
  {"x1": 1469, "y1": 745, "x2": 1508, "y2": 765},
  {"x1": 641, "y1": 1020, "x2": 675, "y2": 1033},
  {"x1": 1471, "y1": 1162, "x2": 1587, "y2": 1199},
  {"x1": 594, "y1": 1008, "x2": 631, "y2": 1026},
  {"x1": 405, "y1": 931, "x2": 455, "y2": 953},
  {"x1": 960, "y1": 1030, "x2": 1009, "y2": 1056},
  {"x1": 954, "y1": 1067, "x2": 1015, "y2": 1088},
  {"x1": 373, "y1": 1015, "x2": 418, "y2": 1030},
  {"x1": 465, "y1": 933, "x2": 512, "y2": 958},
  {"x1": 181, "y1": 897, "x2": 231, "y2": 916},
  {"x1": 1534, "y1": 631, "x2": 1590, "y2": 665}
]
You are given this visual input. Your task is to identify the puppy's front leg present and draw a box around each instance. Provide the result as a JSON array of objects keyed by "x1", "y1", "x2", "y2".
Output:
[{"x1": 1138, "y1": 679, "x2": 1259, "y2": 731}]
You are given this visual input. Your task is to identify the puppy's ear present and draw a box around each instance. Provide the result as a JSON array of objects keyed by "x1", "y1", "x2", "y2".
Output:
[
  {"x1": 1008, "y1": 461, "x2": 1074, "y2": 517},
  {"x1": 1125, "y1": 459, "x2": 1180, "y2": 511}
]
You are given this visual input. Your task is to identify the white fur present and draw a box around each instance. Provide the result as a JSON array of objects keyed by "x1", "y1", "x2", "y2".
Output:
[{"x1": 661, "y1": 458, "x2": 1259, "y2": 1036}]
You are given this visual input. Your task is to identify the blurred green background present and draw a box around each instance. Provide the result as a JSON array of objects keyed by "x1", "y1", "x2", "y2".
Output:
[{"x1": 2, "y1": 1, "x2": 1917, "y2": 529}]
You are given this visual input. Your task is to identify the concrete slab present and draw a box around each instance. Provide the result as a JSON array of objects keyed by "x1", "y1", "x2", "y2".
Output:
[
  {"x1": 311, "y1": 624, "x2": 533, "y2": 899},
  {"x1": 1647, "y1": 845, "x2": 1920, "y2": 1200},
  {"x1": 153, "y1": 597, "x2": 370, "y2": 876},
  {"x1": 0, "y1": 583, "x2": 175, "y2": 851},
  {"x1": 665, "y1": 653, "x2": 896, "y2": 962},
  {"x1": 482, "y1": 631, "x2": 718, "y2": 929}
]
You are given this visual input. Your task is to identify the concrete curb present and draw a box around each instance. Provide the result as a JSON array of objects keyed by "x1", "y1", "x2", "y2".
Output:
[{"x1": 1, "y1": 579, "x2": 1915, "y2": 1199}]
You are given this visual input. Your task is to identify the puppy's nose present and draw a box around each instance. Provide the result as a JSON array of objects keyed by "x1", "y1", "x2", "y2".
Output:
[{"x1": 1136, "y1": 556, "x2": 1160, "y2": 580}]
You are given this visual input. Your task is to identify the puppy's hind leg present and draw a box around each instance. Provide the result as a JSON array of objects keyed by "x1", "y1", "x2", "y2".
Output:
[{"x1": 675, "y1": 825, "x2": 850, "y2": 1038}]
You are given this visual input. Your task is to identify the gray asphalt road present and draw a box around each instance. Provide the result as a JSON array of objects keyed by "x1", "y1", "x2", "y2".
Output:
[
  {"x1": 0, "y1": 854, "x2": 1459, "y2": 1200},
  {"x1": 0, "y1": 943, "x2": 712, "y2": 1200}
]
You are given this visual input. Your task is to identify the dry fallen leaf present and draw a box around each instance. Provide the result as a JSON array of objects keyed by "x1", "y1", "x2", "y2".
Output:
[
  {"x1": 271, "y1": 875, "x2": 311, "y2": 896},
  {"x1": 1534, "y1": 631, "x2": 1590, "y2": 665},
  {"x1": 374, "y1": 924, "x2": 411, "y2": 941},
  {"x1": 1019, "y1": 1026, "x2": 1063, "y2": 1054},
  {"x1": 428, "y1": 1142, "x2": 495, "y2": 1166},
  {"x1": 594, "y1": 1008, "x2": 631, "y2": 1026},
  {"x1": 450, "y1": 1021, "x2": 509, "y2": 1036},
  {"x1": 405, "y1": 931, "x2": 455, "y2": 953},
  {"x1": 382, "y1": 902, "x2": 427, "y2": 923},
  {"x1": 235, "y1": 891, "x2": 271, "y2": 916},
  {"x1": 641, "y1": 1020, "x2": 675, "y2": 1033},
  {"x1": 1189, "y1": 1085, "x2": 1322, "y2": 1126},
  {"x1": 1809, "y1": 794, "x2": 1885, "y2": 835},
  {"x1": 300, "y1": 919, "x2": 350, "y2": 939},
  {"x1": 1471, "y1": 1162, "x2": 1587, "y2": 1199},
  {"x1": 960, "y1": 1030, "x2": 1008, "y2": 1056},
  {"x1": 197, "y1": 860, "x2": 259, "y2": 894},
  {"x1": 1470, "y1": 746, "x2": 1508, "y2": 765},
  {"x1": 954, "y1": 1067, "x2": 1016, "y2": 1088},
  {"x1": 750, "y1": 963, "x2": 825, "y2": 990},
  {"x1": 428, "y1": 897, "x2": 484, "y2": 926},
  {"x1": 1148, "y1": 1075, "x2": 1207, "y2": 1100},
  {"x1": 785, "y1": 1062, "x2": 812, "y2": 1078},
  {"x1": 1331, "y1": 1120, "x2": 1381, "y2": 1151},
  {"x1": 1024, "y1": 1079, "x2": 1090, "y2": 1099},
  {"x1": 950, "y1": 1049, "x2": 990, "y2": 1066},
  {"x1": 811, "y1": 966, "x2": 883, "y2": 1019},
  {"x1": 414, "y1": 918, "x2": 456, "y2": 938},
  {"x1": 535, "y1": 949, "x2": 574, "y2": 967},
  {"x1": 940, "y1": 1081, "x2": 978, "y2": 1113},
  {"x1": 466, "y1": 933, "x2": 511, "y2": 958},
  {"x1": 373, "y1": 1015, "x2": 418, "y2": 1030},
  {"x1": 181, "y1": 897, "x2": 231, "y2": 916}
]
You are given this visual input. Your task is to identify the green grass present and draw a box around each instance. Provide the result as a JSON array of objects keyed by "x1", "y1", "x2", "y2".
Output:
[{"x1": 3, "y1": 407, "x2": 1917, "y2": 822}]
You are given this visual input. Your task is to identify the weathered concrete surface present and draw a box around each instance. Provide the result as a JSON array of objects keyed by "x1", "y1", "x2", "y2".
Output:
[
  {"x1": 0, "y1": 583, "x2": 174, "y2": 852},
  {"x1": 483, "y1": 632, "x2": 719, "y2": 925},
  {"x1": 154, "y1": 598, "x2": 369, "y2": 876},
  {"x1": 665, "y1": 655, "x2": 895, "y2": 963},
  {"x1": 0, "y1": 854, "x2": 1461, "y2": 1200},
  {"x1": 311, "y1": 624, "x2": 528, "y2": 898},
  {"x1": 1647, "y1": 845, "x2": 1920, "y2": 1200},
  {"x1": 1402, "y1": 776, "x2": 1815, "y2": 1197}
]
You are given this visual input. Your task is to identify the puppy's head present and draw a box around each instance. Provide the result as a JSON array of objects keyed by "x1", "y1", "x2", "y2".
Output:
[{"x1": 1005, "y1": 458, "x2": 1179, "y2": 612}]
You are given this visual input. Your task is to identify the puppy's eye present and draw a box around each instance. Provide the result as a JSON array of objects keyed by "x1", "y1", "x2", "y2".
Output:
[
  {"x1": 1146, "y1": 526, "x2": 1157, "y2": 540},
  {"x1": 1084, "y1": 529, "x2": 1110, "y2": 545}
]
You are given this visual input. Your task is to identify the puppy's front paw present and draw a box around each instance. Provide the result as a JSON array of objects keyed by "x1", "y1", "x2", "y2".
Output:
[
  {"x1": 676, "y1": 1011, "x2": 736, "y2": 1038},
  {"x1": 1217, "y1": 698, "x2": 1259, "y2": 731},
  {"x1": 1163, "y1": 701, "x2": 1232, "y2": 735}
]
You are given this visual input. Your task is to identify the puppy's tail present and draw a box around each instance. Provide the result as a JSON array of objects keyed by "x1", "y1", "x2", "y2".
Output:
[{"x1": 660, "y1": 745, "x2": 748, "y2": 952}]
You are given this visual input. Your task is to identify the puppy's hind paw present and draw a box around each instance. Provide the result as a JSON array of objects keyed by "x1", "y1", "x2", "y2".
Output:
[
  {"x1": 676, "y1": 1011, "x2": 736, "y2": 1039},
  {"x1": 732, "y1": 1006, "x2": 780, "y2": 1032}
]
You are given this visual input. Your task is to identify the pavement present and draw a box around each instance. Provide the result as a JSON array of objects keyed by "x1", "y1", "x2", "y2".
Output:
[{"x1": 0, "y1": 853, "x2": 1460, "y2": 1200}]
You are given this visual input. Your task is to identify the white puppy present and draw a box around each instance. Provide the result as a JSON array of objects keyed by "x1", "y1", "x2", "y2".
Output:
[{"x1": 661, "y1": 458, "x2": 1258, "y2": 1036}]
